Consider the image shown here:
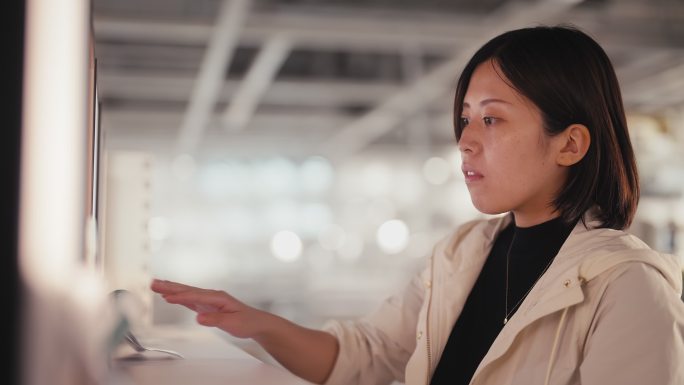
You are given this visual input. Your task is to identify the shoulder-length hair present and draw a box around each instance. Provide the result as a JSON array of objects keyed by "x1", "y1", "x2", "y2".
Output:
[{"x1": 453, "y1": 25, "x2": 639, "y2": 230}]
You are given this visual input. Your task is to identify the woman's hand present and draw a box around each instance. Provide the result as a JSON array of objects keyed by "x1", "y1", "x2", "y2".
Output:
[
  {"x1": 150, "y1": 278, "x2": 339, "y2": 384},
  {"x1": 150, "y1": 279, "x2": 271, "y2": 339}
]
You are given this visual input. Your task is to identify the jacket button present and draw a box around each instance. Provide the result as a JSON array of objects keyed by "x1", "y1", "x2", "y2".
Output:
[
  {"x1": 425, "y1": 280, "x2": 432, "y2": 289},
  {"x1": 563, "y1": 279, "x2": 571, "y2": 287},
  {"x1": 417, "y1": 331, "x2": 423, "y2": 340}
]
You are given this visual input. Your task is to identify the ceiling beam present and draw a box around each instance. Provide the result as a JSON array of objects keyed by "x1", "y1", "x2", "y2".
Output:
[
  {"x1": 623, "y1": 62, "x2": 684, "y2": 107},
  {"x1": 94, "y1": 7, "x2": 684, "y2": 53},
  {"x1": 221, "y1": 35, "x2": 292, "y2": 131},
  {"x1": 319, "y1": 0, "x2": 585, "y2": 161},
  {"x1": 98, "y1": 73, "x2": 406, "y2": 107},
  {"x1": 176, "y1": 0, "x2": 250, "y2": 154},
  {"x1": 94, "y1": 11, "x2": 479, "y2": 53}
]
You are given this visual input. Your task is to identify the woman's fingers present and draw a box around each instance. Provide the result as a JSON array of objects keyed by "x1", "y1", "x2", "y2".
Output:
[
  {"x1": 150, "y1": 280, "x2": 267, "y2": 339},
  {"x1": 150, "y1": 279, "x2": 200, "y2": 294},
  {"x1": 165, "y1": 301, "x2": 201, "y2": 313},
  {"x1": 151, "y1": 279, "x2": 257, "y2": 337},
  {"x1": 163, "y1": 290, "x2": 241, "y2": 313}
]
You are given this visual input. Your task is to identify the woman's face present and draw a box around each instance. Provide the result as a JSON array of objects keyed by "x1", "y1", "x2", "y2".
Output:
[{"x1": 459, "y1": 60, "x2": 568, "y2": 227}]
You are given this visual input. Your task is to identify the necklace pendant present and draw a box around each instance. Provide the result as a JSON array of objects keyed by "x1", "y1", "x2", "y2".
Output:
[{"x1": 503, "y1": 317, "x2": 508, "y2": 325}]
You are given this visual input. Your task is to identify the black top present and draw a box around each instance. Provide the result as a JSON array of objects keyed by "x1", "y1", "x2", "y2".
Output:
[{"x1": 430, "y1": 215, "x2": 575, "y2": 385}]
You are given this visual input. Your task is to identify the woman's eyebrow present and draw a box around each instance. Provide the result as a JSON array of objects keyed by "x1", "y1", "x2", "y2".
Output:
[{"x1": 463, "y1": 98, "x2": 513, "y2": 108}]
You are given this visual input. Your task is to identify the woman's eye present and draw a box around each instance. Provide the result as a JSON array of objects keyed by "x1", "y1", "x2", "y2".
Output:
[
  {"x1": 460, "y1": 117, "x2": 470, "y2": 126},
  {"x1": 483, "y1": 116, "x2": 495, "y2": 125}
]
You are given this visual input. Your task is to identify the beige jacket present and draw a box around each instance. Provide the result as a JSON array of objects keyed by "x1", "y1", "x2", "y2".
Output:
[{"x1": 324, "y1": 214, "x2": 684, "y2": 385}]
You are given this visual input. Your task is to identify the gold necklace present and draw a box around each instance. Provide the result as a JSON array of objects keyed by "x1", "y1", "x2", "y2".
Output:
[{"x1": 503, "y1": 231, "x2": 556, "y2": 325}]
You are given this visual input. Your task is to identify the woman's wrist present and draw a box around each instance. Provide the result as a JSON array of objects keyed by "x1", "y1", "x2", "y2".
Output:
[{"x1": 251, "y1": 309, "x2": 289, "y2": 344}]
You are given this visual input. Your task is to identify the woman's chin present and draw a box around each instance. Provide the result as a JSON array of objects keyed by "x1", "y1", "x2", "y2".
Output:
[{"x1": 470, "y1": 201, "x2": 508, "y2": 216}]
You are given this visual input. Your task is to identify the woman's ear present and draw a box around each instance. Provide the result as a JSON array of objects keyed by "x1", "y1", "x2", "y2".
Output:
[{"x1": 556, "y1": 124, "x2": 590, "y2": 166}]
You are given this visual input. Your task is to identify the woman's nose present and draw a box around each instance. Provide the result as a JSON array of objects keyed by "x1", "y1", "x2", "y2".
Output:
[{"x1": 458, "y1": 127, "x2": 478, "y2": 154}]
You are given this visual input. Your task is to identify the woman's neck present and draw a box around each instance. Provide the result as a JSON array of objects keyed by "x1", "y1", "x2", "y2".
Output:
[{"x1": 511, "y1": 210, "x2": 561, "y2": 228}]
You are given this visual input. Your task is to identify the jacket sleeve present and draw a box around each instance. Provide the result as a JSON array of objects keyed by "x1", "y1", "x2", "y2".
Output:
[
  {"x1": 322, "y1": 267, "x2": 429, "y2": 385},
  {"x1": 579, "y1": 262, "x2": 684, "y2": 385}
]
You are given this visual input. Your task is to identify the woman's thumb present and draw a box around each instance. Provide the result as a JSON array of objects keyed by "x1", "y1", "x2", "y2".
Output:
[{"x1": 197, "y1": 312, "x2": 221, "y2": 326}]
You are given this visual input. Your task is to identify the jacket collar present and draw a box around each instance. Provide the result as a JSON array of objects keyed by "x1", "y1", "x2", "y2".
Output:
[
  {"x1": 470, "y1": 211, "x2": 681, "y2": 382},
  {"x1": 470, "y1": 216, "x2": 593, "y2": 378},
  {"x1": 445, "y1": 214, "x2": 510, "y2": 275}
]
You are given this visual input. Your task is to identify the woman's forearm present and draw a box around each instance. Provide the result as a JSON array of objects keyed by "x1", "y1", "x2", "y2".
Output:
[
  {"x1": 151, "y1": 279, "x2": 338, "y2": 383},
  {"x1": 253, "y1": 311, "x2": 339, "y2": 384}
]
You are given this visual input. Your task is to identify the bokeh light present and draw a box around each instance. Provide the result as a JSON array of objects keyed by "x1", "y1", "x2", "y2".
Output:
[
  {"x1": 376, "y1": 219, "x2": 410, "y2": 254},
  {"x1": 270, "y1": 230, "x2": 303, "y2": 262}
]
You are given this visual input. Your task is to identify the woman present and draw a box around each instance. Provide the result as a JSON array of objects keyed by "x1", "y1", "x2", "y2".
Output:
[{"x1": 151, "y1": 26, "x2": 684, "y2": 385}]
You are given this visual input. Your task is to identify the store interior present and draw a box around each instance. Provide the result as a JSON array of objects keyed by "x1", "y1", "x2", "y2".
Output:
[
  {"x1": 91, "y1": 0, "x2": 684, "y2": 330},
  {"x1": 11, "y1": 0, "x2": 684, "y2": 383}
]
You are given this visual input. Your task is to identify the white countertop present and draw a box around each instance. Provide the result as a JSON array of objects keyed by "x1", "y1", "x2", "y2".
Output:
[{"x1": 109, "y1": 326, "x2": 314, "y2": 385}]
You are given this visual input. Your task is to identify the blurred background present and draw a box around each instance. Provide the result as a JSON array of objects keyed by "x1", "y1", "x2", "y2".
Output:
[{"x1": 90, "y1": 0, "x2": 684, "y2": 349}]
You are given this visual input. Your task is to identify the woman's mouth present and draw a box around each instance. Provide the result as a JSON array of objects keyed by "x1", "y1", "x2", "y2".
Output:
[{"x1": 463, "y1": 169, "x2": 484, "y2": 182}]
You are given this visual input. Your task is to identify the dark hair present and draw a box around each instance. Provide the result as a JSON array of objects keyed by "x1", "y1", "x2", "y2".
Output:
[{"x1": 453, "y1": 25, "x2": 639, "y2": 230}]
